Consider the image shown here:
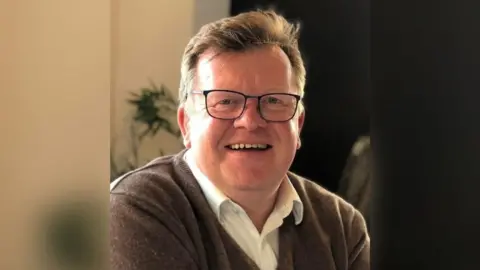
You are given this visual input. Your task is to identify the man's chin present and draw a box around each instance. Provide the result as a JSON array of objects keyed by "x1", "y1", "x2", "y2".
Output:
[
  {"x1": 223, "y1": 154, "x2": 273, "y2": 168},
  {"x1": 223, "y1": 170, "x2": 281, "y2": 189}
]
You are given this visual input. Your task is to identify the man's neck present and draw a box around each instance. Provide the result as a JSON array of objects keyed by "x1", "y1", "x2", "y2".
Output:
[
  {"x1": 224, "y1": 185, "x2": 281, "y2": 232},
  {"x1": 183, "y1": 150, "x2": 284, "y2": 231}
]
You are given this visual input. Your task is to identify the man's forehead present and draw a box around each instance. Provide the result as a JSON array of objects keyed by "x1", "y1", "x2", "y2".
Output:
[
  {"x1": 196, "y1": 50, "x2": 227, "y2": 83},
  {"x1": 197, "y1": 46, "x2": 288, "y2": 68},
  {"x1": 196, "y1": 50, "x2": 247, "y2": 78},
  {"x1": 195, "y1": 47, "x2": 293, "y2": 91}
]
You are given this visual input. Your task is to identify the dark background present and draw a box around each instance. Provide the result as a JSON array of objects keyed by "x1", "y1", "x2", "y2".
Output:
[
  {"x1": 231, "y1": 1, "x2": 480, "y2": 269},
  {"x1": 231, "y1": 0, "x2": 371, "y2": 192}
]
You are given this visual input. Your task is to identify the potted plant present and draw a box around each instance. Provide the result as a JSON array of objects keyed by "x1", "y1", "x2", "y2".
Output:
[{"x1": 110, "y1": 81, "x2": 181, "y2": 181}]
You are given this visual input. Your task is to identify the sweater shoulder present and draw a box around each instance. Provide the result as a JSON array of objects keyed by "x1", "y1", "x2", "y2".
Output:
[
  {"x1": 111, "y1": 154, "x2": 177, "y2": 194},
  {"x1": 110, "y1": 154, "x2": 194, "y2": 217},
  {"x1": 287, "y1": 171, "x2": 368, "y2": 238},
  {"x1": 288, "y1": 171, "x2": 355, "y2": 212},
  {"x1": 288, "y1": 172, "x2": 370, "y2": 270},
  {"x1": 109, "y1": 153, "x2": 208, "y2": 269}
]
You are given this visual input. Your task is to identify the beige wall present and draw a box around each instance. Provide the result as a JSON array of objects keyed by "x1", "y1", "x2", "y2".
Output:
[
  {"x1": 0, "y1": 0, "x2": 110, "y2": 269},
  {"x1": 194, "y1": 0, "x2": 231, "y2": 32},
  {"x1": 110, "y1": 0, "x2": 195, "y2": 175},
  {"x1": 111, "y1": 0, "x2": 230, "y2": 175}
]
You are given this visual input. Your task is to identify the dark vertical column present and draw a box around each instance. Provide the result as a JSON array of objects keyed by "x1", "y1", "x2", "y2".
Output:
[{"x1": 371, "y1": 1, "x2": 480, "y2": 269}]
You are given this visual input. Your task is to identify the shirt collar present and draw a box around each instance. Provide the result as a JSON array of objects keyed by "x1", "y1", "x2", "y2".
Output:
[
  {"x1": 274, "y1": 176, "x2": 304, "y2": 225},
  {"x1": 184, "y1": 150, "x2": 229, "y2": 217},
  {"x1": 184, "y1": 150, "x2": 304, "y2": 225}
]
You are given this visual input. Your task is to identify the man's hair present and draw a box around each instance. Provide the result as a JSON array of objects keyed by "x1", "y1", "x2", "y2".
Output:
[{"x1": 178, "y1": 9, "x2": 306, "y2": 111}]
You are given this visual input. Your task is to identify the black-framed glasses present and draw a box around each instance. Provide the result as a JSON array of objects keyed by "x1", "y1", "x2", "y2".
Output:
[{"x1": 191, "y1": 90, "x2": 301, "y2": 122}]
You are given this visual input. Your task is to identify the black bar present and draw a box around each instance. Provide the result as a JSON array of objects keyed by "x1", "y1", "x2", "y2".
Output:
[{"x1": 371, "y1": 1, "x2": 480, "y2": 269}]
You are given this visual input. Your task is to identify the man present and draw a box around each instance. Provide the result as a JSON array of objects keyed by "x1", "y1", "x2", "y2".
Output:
[{"x1": 110, "y1": 9, "x2": 370, "y2": 270}]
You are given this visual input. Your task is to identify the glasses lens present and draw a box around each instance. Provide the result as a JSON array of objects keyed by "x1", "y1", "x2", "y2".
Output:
[
  {"x1": 206, "y1": 91, "x2": 245, "y2": 119},
  {"x1": 259, "y1": 94, "x2": 298, "y2": 121}
]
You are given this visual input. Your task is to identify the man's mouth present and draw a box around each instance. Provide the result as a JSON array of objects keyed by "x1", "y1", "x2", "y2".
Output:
[{"x1": 225, "y1": 143, "x2": 272, "y2": 151}]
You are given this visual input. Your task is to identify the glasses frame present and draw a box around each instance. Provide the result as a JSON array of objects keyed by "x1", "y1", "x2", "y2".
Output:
[{"x1": 190, "y1": 89, "x2": 301, "y2": 122}]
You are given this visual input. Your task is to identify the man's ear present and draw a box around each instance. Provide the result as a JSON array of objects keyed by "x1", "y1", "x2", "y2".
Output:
[
  {"x1": 296, "y1": 111, "x2": 305, "y2": 150},
  {"x1": 177, "y1": 105, "x2": 191, "y2": 148}
]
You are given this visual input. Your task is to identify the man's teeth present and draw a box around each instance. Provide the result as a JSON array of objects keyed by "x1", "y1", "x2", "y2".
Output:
[{"x1": 228, "y1": 143, "x2": 269, "y2": 150}]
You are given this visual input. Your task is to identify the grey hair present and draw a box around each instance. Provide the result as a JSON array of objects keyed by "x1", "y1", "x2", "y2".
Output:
[{"x1": 178, "y1": 9, "x2": 307, "y2": 113}]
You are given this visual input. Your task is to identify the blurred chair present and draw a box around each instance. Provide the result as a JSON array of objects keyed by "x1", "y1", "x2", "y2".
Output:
[{"x1": 337, "y1": 135, "x2": 372, "y2": 229}]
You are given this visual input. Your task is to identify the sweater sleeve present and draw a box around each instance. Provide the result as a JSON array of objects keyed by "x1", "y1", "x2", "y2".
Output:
[
  {"x1": 347, "y1": 210, "x2": 370, "y2": 270},
  {"x1": 110, "y1": 193, "x2": 199, "y2": 270}
]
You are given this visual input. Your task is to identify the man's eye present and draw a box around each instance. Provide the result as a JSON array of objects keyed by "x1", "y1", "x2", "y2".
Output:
[
  {"x1": 218, "y1": 99, "x2": 233, "y2": 105},
  {"x1": 266, "y1": 97, "x2": 281, "y2": 104}
]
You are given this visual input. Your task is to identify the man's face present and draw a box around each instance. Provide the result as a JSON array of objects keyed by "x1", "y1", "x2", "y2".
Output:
[{"x1": 178, "y1": 46, "x2": 305, "y2": 193}]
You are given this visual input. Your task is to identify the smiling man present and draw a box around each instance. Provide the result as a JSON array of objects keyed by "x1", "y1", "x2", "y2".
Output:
[{"x1": 110, "y1": 9, "x2": 370, "y2": 270}]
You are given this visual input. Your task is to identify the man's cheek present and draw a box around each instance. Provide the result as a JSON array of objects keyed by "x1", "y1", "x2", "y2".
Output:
[{"x1": 189, "y1": 119, "x2": 210, "y2": 142}]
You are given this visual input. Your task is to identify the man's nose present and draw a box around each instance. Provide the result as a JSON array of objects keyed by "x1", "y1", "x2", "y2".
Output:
[{"x1": 233, "y1": 99, "x2": 267, "y2": 130}]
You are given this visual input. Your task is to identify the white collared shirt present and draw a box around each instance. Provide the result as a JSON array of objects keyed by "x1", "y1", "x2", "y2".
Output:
[{"x1": 184, "y1": 151, "x2": 304, "y2": 270}]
